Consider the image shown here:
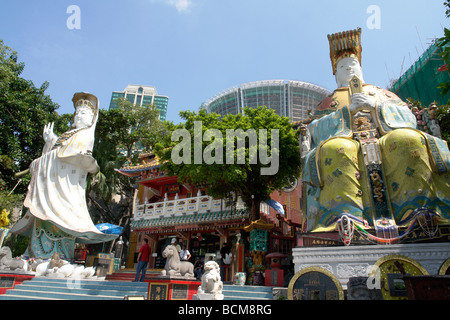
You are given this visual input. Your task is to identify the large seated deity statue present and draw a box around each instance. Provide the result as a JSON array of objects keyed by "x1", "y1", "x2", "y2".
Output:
[
  {"x1": 299, "y1": 28, "x2": 450, "y2": 243},
  {"x1": 11, "y1": 93, "x2": 117, "y2": 259}
]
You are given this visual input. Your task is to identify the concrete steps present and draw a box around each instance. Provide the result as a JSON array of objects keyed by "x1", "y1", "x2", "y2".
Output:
[
  {"x1": 0, "y1": 277, "x2": 148, "y2": 300},
  {"x1": 223, "y1": 284, "x2": 273, "y2": 300},
  {"x1": 0, "y1": 274, "x2": 277, "y2": 300},
  {"x1": 107, "y1": 271, "x2": 275, "y2": 300},
  {"x1": 106, "y1": 271, "x2": 275, "y2": 300}
]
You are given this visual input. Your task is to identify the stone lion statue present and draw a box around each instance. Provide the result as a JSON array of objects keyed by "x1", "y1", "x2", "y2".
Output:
[
  {"x1": 198, "y1": 261, "x2": 223, "y2": 294},
  {"x1": 160, "y1": 245, "x2": 194, "y2": 278},
  {"x1": 196, "y1": 261, "x2": 224, "y2": 300},
  {"x1": 0, "y1": 246, "x2": 26, "y2": 271}
]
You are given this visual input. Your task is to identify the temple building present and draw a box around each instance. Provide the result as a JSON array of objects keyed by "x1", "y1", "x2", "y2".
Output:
[
  {"x1": 114, "y1": 80, "x2": 328, "y2": 283},
  {"x1": 117, "y1": 152, "x2": 301, "y2": 282}
]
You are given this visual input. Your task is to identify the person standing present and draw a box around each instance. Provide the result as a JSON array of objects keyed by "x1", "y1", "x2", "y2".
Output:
[
  {"x1": 171, "y1": 238, "x2": 181, "y2": 254},
  {"x1": 180, "y1": 245, "x2": 191, "y2": 261},
  {"x1": 134, "y1": 238, "x2": 151, "y2": 282},
  {"x1": 220, "y1": 242, "x2": 231, "y2": 280}
]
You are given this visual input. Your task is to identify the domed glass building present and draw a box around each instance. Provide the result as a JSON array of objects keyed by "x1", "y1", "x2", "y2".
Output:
[{"x1": 201, "y1": 80, "x2": 331, "y2": 122}]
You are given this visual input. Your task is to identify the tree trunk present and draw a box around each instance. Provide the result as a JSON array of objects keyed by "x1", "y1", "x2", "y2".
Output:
[{"x1": 250, "y1": 197, "x2": 261, "y2": 221}]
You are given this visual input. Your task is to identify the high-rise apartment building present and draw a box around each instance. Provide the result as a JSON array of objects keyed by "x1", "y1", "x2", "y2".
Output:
[{"x1": 109, "y1": 84, "x2": 169, "y2": 121}]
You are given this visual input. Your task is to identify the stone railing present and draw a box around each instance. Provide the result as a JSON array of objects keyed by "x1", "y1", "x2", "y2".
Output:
[{"x1": 132, "y1": 191, "x2": 245, "y2": 222}]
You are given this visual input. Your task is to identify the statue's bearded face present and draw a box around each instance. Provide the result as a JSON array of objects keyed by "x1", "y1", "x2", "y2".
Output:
[
  {"x1": 335, "y1": 57, "x2": 364, "y2": 88},
  {"x1": 74, "y1": 105, "x2": 94, "y2": 129}
]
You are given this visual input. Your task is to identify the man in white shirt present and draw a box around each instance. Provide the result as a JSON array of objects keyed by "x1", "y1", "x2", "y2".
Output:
[{"x1": 180, "y1": 245, "x2": 191, "y2": 261}]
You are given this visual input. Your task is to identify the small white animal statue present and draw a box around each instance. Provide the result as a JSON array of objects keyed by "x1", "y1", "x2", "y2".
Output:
[
  {"x1": 196, "y1": 261, "x2": 224, "y2": 300},
  {"x1": 0, "y1": 247, "x2": 25, "y2": 271},
  {"x1": 160, "y1": 245, "x2": 194, "y2": 278}
]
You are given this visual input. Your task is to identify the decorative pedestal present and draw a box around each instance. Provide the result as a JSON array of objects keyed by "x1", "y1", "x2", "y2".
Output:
[
  {"x1": 292, "y1": 242, "x2": 450, "y2": 290},
  {"x1": 194, "y1": 292, "x2": 224, "y2": 300},
  {"x1": 231, "y1": 243, "x2": 246, "y2": 286},
  {"x1": 233, "y1": 272, "x2": 246, "y2": 285},
  {"x1": 265, "y1": 269, "x2": 284, "y2": 287},
  {"x1": 28, "y1": 220, "x2": 75, "y2": 260},
  {"x1": 0, "y1": 272, "x2": 35, "y2": 294},
  {"x1": 265, "y1": 252, "x2": 286, "y2": 287},
  {"x1": 244, "y1": 219, "x2": 274, "y2": 285},
  {"x1": 147, "y1": 276, "x2": 200, "y2": 300}
]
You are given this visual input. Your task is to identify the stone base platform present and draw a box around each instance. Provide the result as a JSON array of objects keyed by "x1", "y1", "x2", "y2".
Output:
[
  {"x1": 147, "y1": 276, "x2": 200, "y2": 300},
  {"x1": 292, "y1": 242, "x2": 450, "y2": 290},
  {"x1": 0, "y1": 272, "x2": 35, "y2": 294}
]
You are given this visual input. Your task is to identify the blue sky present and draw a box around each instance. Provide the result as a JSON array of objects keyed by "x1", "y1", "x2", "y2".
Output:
[{"x1": 0, "y1": 1, "x2": 448, "y2": 124}]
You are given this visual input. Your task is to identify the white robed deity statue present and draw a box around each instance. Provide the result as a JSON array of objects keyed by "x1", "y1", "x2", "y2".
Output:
[{"x1": 12, "y1": 92, "x2": 118, "y2": 259}]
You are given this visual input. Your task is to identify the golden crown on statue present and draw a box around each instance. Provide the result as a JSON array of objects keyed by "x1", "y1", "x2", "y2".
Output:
[{"x1": 328, "y1": 27, "x2": 362, "y2": 74}]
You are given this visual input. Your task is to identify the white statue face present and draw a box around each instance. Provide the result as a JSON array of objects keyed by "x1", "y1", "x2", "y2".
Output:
[
  {"x1": 73, "y1": 105, "x2": 94, "y2": 129},
  {"x1": 335, "y1": 57, "x2": 364, "y2": 88}
]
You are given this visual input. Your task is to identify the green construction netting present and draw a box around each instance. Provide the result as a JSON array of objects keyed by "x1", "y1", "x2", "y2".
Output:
[{"x1": 390, "y1": 42, "x2": 450, "y2": 106}]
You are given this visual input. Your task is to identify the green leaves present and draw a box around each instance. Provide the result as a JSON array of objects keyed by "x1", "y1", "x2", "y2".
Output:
[
  {"x1": 435, "y1": 6, "x2": 450, "y2": 142},
  {"x1": 155, "y1": 106, "x2": 301, "y2": 221},
  {"x1": 87, "y1": 100, "x2": 167, "y2": 228},
  {"x1": 0, "y1": 39, "x2": 62, "y2": 197},
  {"x1": 107, "y1": 98, "x2": 164, "y2": 159},
  {"x1": 437, "y1": 25, "x2": 450, "y2": 100}
]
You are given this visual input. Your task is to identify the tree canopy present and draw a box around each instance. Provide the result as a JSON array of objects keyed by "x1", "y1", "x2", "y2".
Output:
[
  {"x1": 0, "y1": 39, "x2": 68, "y2": 211},
  {"x1": 155, "y1": 107, "x2": 301, "y2": 221},
  {"x1": 434, "y1": 1, "x2": 450, "y2": 142}
]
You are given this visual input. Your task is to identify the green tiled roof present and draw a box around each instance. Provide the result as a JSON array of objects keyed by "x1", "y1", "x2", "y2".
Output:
[{"x1": 131, "y1": 209, "x2": 248, "y2": 231}]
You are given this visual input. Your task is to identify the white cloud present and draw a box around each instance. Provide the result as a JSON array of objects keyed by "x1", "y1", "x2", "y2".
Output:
[
  {"x1": 154, "y1": 0, "x2": 193, "y2": 13},
  {"x1": 172, "y1": 0, "x2": 192, "y2": 13}
]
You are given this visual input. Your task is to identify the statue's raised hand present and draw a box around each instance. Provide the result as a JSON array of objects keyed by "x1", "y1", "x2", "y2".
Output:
[{"x1": 43, "y1": 122, "x2": 57, "y2": 144}]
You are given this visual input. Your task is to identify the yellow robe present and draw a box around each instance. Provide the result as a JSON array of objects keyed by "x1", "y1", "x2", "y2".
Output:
[{"x1": 302, "y1": 85, "x2": 450, "y2": 235}]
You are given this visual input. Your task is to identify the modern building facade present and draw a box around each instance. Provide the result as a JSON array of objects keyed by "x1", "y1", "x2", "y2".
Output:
[
  {"x1": 200, "y1": 80, "x2": 331, "y2": 122},
  {"x1": 109, "y1": 84, "x2": 169, "y2": 121}
]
